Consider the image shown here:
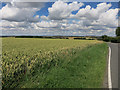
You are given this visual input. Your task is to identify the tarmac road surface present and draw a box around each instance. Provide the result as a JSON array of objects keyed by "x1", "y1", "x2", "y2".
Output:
[{"x1": 108, "y1": 43, "x2": 119, "y2": 89}]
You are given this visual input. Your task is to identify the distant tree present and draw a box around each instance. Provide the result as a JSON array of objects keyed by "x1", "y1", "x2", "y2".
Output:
[
  {"x1": 102, "y1": 35, "x2": 108, "y2": 39},
  {"x1": 101, "y1": 35, "x2": 111, "y2": 42},
  {"x1": 116, "y1": 27, "x2": 120, "y2": 36}
]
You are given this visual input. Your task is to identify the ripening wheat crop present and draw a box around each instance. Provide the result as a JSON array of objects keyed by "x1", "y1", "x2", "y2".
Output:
[{"x1": 2, "y1": 38, "x2": 102, "y2": 87}]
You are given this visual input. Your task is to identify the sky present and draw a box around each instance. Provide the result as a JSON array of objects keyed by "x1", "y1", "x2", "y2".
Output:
[{"x1": 0, "y1": 1, "x2": 119, "y2": 36}]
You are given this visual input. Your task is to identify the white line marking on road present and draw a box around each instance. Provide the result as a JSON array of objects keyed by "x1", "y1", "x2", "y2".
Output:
[{"x1": 108, "y1": 47, "x2": 112, "y2": 89}]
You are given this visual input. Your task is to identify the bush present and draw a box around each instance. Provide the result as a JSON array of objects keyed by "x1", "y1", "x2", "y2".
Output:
[
  {"x1": 101, "y1": 35, "x2": 120, "y2": 43},
  {"x1": 101, "y1": 35, "x2": 111, "y2": 42},
  {"x1": 116, "y1": 36, "x2": 120, "y2": 43},
  {"x1": 111, "y1": 36, "x2": 120, "y2": 43},
  {"x1": 111, "y1": 37, "x2": 118, "y2": 43}
]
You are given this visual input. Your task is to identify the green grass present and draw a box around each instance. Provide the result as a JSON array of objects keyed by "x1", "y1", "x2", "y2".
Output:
[
  {"x1": 2, "y1": 38, "x2": 108, "y2": 88},
  {"x1": 18, "y1": 43, "x2": 108, "y2": 88}
]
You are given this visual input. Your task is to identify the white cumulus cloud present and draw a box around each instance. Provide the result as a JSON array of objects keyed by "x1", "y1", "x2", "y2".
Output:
[
  {"x1": 0, "y1": 1, "x2": 119, "y2": 36},
  {"x1": 0, "y1": 2, "x2": 45, "y2": 22},
  {"x1": 48, "y1": 0, "x2": 84, "y2": 20},
  {"x1": 35, "y1": 21, "x2": 59, "y2": 28}
]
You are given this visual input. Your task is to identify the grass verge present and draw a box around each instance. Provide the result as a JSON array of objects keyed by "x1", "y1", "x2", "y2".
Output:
[{"x1": 18, "y1": 43, "x2": 108, "y2": 88}]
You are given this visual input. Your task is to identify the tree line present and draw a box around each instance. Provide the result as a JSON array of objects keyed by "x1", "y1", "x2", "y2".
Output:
[{"x1": 102, "y1": 27, "x2": 120, "y2": 43}]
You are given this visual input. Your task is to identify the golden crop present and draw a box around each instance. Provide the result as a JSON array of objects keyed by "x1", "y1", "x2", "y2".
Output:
[{"x1": 2, "y1": 38, "x2": 101, "y2": 87}]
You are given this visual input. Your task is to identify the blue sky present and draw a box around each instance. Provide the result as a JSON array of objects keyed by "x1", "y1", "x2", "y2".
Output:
[
  {"x1": 1, "y1": 2, "x2": 119, "y2": 17},
  {"x1": 33, "y1": 2, "x2": 119, "y2": 17},
  {"x1": 0, "y1": 1, "x2": 119, "y2": 36}
]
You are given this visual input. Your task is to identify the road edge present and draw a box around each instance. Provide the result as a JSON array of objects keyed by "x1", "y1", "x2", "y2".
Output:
[{"x1": 108, "y1": 46, "x2": 112, "y2": 89}]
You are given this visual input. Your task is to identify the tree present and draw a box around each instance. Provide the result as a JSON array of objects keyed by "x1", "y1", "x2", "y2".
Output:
[
  {"x1": 101, "y1": 35, "x2": 111, "y2": 42},
  {"x1": 116, "y1": 27, "x2": 120, "y2": 36},
  {"x1": 102, "y1": 35, "x2": 108, "y2": 39}
]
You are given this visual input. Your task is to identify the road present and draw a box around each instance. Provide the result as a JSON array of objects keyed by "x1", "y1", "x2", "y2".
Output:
[
  {"x1": 118, "y1": 43, "x2": 120, "y2": 89},
  {"x1": 108, "y1": 43, "x2": 119, "y2": 89}
]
